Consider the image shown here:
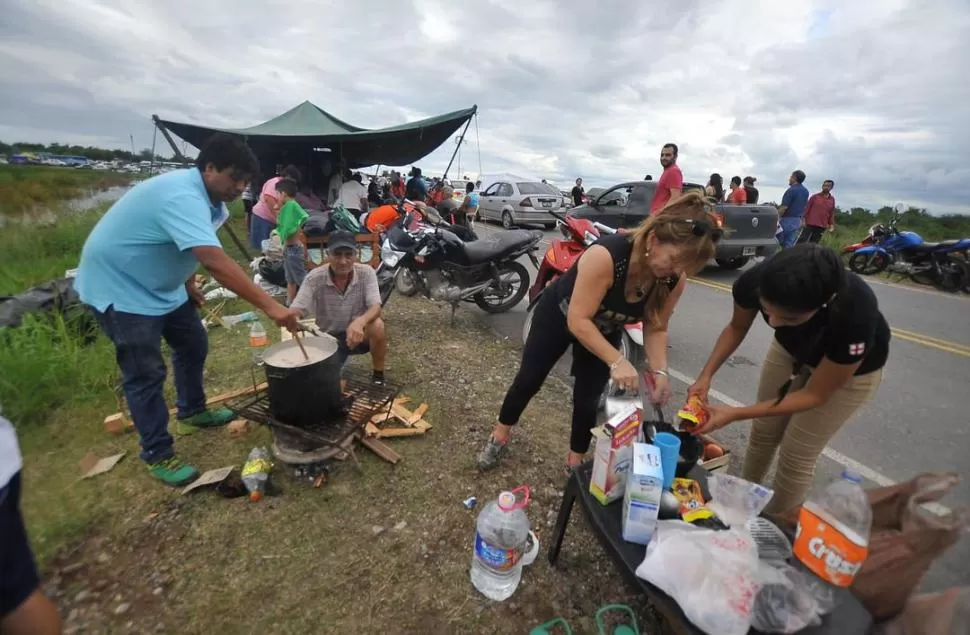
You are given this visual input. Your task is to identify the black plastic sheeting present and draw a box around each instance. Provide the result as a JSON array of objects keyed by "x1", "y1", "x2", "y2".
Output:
[{"x1": 0, "y1": 278, "x2": 97, "y2": 339}]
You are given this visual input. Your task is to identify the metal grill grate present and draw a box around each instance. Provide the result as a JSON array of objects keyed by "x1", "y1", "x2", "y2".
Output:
[{"x1": 228, "y1": 367, "x2": 401, "y2": 451}]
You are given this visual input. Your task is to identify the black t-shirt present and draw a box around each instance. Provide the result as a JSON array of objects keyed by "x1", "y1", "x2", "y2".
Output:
[
  {"x1": 571, "y1": 185, "x2": 585, "y2": 206},
  {"x1": 732, "y1": 261, "x2": 890, "y2": 375},
  {"x1": 550, "y1": 233, "x2": 676, "y2": 331},
  {"x1": 744, "y1": 186, "x2": 759, "y2": 204}
]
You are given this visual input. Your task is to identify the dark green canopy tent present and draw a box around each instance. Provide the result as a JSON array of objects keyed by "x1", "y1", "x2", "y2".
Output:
[{"x1": 153, "y1": 101, "x2": 477, "y2": 170}]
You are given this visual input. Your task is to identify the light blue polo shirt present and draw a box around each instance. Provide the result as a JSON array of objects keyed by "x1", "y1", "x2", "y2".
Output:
[{"x1": 76, "y1": 168, "x2": 229, "y2": 316}]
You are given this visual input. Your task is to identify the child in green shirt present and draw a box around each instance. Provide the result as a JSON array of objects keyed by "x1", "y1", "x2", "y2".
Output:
[{"x1": 274, "y1": 179, "x2": 309, "y2": 304}]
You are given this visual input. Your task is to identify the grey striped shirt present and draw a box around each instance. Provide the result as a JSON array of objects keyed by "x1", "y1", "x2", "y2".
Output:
[{"x1": 291, "y1": 263, "x2": 380, "y2": 333}]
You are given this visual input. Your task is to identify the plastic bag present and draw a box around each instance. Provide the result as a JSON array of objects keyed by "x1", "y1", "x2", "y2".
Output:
[
  {"x1": 636, "y1": 523, "x2": 762, "y2": 635},
  {"x1": 751, "y1": 561, "x2": 823, "y2": 633},
  {"x1": 707, "y1": 472, "x2": 774, "y2": 528}
]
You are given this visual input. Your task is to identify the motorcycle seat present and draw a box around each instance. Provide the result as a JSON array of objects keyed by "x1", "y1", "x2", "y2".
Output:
[
  {"x1": 912, "y1": 239, "x2": 960, "y2": 251},
  {"x1": 461, "y1": 230, "x2": 540, "y2": 264}
]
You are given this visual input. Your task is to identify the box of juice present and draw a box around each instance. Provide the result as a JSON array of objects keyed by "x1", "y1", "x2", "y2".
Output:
[
  {"x1": 622, "y1": 442, "x2": 664, "y2": 545},
  {"x1": 589, "y1": 402, "x2": 641, "y2": 505}
]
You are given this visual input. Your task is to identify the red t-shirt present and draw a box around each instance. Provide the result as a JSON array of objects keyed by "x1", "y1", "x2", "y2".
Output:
[
  {"x1": 728, "y1": 187, "x2": 748, "y2": 205},
  {"x1": 803, "y1": 193, "x2": 836, "y2": 228},
  {"x1": 650, "y1": 165, "x2": 684, "y2": 215}
]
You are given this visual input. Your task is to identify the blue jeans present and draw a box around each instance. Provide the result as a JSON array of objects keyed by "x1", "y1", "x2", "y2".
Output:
[
  {"x1": 91, "y1": 301, "x2": 208, "y2": 463},
  {"x1": 778, "y1": 217, "x2": 803, "y2": 249},
  {"x1": 249, "y1": 215, "x2": 276, "y2": 249}
]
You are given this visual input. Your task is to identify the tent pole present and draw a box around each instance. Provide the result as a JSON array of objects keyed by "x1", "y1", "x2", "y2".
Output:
[
  {"x1": 152, "y1": 115, "x2": 188, "y2": 162},
  {"x1": 442, "y1": 116, "x2": 473, "y2": 180}
]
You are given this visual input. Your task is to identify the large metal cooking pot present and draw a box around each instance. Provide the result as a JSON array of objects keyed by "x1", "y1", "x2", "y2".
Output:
[{"x1": 262, "y1": 334, "x2": 343, "y2": 427}]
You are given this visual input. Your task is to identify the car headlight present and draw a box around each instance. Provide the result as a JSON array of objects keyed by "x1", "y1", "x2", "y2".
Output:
[{"x1": 583, "y1": 231, "x2": 598, "y2": 246}]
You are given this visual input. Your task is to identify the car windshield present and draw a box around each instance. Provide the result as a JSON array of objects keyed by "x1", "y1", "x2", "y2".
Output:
[{"x1": 516, "y1": 182, "x2": 554, "y2": 195}]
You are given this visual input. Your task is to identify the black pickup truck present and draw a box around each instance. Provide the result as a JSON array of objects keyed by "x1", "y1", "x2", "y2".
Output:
[{"x1": 567, "y1": 180, "x2": 779, "y2": 269}]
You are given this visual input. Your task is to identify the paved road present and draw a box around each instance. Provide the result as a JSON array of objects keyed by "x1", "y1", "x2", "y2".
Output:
[{"x1": 465, "y1": 222, "x2": 970, "y2": 591}]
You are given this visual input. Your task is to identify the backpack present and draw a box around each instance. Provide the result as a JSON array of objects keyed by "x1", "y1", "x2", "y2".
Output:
[{"x1": 328, "y1": 204, "x2": 361, "y2": 233}]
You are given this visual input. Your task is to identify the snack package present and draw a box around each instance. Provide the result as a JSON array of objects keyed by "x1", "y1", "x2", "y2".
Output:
[
  {"x1": 671, "y1": 478, "x2": 713, "y2": 523},
  {"x1": 676, "y1": 395, "x2": 709, "y2": 432}
]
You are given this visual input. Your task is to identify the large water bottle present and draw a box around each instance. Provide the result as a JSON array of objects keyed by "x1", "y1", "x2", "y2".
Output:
[
  {"x1": 470, "y1": 486, "x2": 531, "y2": 601},
  {"x1": 793, "y1": 470, "x2": 872, "y2": 614}
]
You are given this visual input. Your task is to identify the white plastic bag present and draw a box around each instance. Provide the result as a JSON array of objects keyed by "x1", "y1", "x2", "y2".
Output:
[
  {"x1": 637, "y1": 522, "x2": 763, "y2": 635},
  {"x1": 752, "y1": 561, "x2": 824, "y2": 633},
  {"x1": 707, "y1": 472, "x2": 774, "y2": 528}
]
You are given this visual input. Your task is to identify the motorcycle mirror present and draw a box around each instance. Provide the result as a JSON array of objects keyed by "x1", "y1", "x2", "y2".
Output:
[{"x1": 894, "y1": 203, "x2": 906, "y2": 214}]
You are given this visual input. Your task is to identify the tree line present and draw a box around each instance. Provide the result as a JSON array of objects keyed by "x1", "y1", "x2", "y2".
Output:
[{"x1": 0, "y1": 140, "x2": 176, "y2": 163}]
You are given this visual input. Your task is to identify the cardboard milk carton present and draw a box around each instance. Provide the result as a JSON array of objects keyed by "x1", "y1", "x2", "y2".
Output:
[
  {"x1": 621, "y1": 442, "x2": 664, "y2": 545},
  {"x1": 589, "y1": 402, "x2": 641, "y2": 505}
]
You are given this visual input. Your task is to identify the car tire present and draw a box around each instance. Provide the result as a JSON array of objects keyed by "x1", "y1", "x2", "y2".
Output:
[
  {"x1": 502, "y1": 211, "x2": 514, "y2": 230},
  {"x1": 715, "y1": 256, "x2": 750, "y2": 270}
]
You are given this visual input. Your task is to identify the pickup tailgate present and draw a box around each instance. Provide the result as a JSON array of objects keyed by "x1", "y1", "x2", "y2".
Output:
[{"x1": 715, "y1": 204, "x2": 779, "y2": 259}]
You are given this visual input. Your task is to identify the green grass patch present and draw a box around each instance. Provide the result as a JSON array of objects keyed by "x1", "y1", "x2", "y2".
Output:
[{"x1": 0, "y1": 164, "x2": 134, "y2": 216}]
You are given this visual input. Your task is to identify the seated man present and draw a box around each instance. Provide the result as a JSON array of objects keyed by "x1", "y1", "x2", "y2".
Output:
[{"x1": 291, "y1": 230, "x2": 387, "y2": 385}]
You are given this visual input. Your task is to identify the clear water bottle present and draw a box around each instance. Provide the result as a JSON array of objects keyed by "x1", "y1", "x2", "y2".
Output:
[
  {"x1": 241, "y1": 447, "x2": 273, "y2": 502},
  {"x1": 793, "y1": 470, "x2": 872, "y2": 614},
  {"x1": 249, "y1": 321, "x2": 268, "y2": 347},
  {"x1": 470, "y1": 486, "x2": 531, "y2": 601}
]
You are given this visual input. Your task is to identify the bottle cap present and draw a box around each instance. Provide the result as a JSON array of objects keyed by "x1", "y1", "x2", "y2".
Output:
[{"x1": 841, "y1": 470, "x2": 861, "y2": 484}]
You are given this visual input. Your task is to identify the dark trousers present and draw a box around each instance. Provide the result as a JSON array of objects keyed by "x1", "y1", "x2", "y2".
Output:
[
  {"x1": 92, "y1": 301, "x2": 208, "y2": 463},
  {"x1": 797, "y1": 225, "x2": 826, "y2": 244},
  {"x1": 498, "y1": 295, "x2": 620, "y2": 454}
]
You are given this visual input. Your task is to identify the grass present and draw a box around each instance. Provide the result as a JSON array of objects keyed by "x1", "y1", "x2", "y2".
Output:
[{"x1": 0, "y1": 164, "x2": 135, "y2": 216}]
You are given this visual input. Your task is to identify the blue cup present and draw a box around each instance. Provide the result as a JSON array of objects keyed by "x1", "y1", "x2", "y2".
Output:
[{"x1": 653, "y1": 432, "x2": 681, "y2": 489}]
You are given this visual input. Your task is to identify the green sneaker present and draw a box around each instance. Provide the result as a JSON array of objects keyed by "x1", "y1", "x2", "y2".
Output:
[
  {"x1": 147, "y1": 456, "x2": 199, "y2": 487},
  {"x1": 176, "y1": 407, "x2": 237, "y2": 434}
]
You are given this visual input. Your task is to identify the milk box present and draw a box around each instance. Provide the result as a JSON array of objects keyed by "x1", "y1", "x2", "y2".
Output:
[
  {"x1": 589, "y1": 402, "x2": 641, "y2": 505},
  {"x1": 621, "y1": 442, "x2": 664, "y2": 545}
]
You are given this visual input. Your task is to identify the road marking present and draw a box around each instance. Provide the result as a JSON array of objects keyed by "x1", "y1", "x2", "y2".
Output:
[
  {"x1": 687, "y1": 278, "x2": 970, "y2": 358},
  {"x1": 664, "y1": 367, "x2": 952, "y2": 515}
]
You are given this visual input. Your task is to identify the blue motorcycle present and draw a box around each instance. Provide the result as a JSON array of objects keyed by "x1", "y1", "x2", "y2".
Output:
[{"x1": 848, "y1": 207, "x2": 970, "y2": 292}]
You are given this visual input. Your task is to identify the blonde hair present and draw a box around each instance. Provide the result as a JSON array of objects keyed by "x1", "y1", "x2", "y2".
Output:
[{"x1": 630, "y1": 190, "x2": 721, "y2": 326}]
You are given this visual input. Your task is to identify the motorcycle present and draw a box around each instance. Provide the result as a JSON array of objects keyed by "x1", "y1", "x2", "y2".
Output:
[
  {"x1": 841, "y1": 223, "x2": 886, "y2": 255},
  {"x1": 848, "y1": 206, "x2": 970, "y2": 292},
  {"x1": 520, "y1": 210, "x2": 645, "y2": 406},
  {"x1": 382, "y1": 205, "x2": 542, "y2": 320}
]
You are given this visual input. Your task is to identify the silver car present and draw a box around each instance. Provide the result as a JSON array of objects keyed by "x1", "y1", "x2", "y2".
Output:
[{"x1": 479, "y1": 181, "x2": 562, "y2": 229}]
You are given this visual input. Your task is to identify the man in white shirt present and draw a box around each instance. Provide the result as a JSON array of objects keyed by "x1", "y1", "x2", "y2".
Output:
[
  {"x1": 338, "y1": 171, "x2": 369, "y2": 220},
  {"x1": 1, "y1": 409, "x2": 62, "y2": 634}
]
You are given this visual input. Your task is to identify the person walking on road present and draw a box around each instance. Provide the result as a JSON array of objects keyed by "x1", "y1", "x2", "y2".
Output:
[
  {"x1": 571, "y1": 178, "x2": 585, "y2": 206},
  {"x1": 650, "y1": 143, "x2": 684, "y2": 215},
  {"x1": 76, "y1": 134, "x2": 302, "y2": 487},
  {"x1": 687, "y1": 244, "x2": 890, "y2": 513},
  {"x1": 798, "y1": 179, "x2": 837, "y2": 244},
  {"x1": 777, "y1": 170, "x2": 810, "y2": 248},
  {"x1": 478, "y1": 191, "x2": 721, "y2": 472}
]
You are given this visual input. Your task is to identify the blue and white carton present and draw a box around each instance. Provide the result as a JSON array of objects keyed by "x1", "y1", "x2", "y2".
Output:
[{"x1": 621, "y1": 442, "x2": 664, "y2": 545}]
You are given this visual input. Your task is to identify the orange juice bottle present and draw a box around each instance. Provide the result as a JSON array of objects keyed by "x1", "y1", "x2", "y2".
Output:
[{"x1": 249, "y1": 322, "x2": 268, "y2": 347}]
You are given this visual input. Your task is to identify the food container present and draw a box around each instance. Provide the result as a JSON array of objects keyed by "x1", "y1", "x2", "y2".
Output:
[{"x1": 262, "y1": 334, "x2": 344, "y2": 427}]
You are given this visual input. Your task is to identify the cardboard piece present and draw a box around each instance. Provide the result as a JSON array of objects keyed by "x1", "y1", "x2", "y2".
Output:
[
  {"x1": 182, "y1": 466, "x2": 235, "y2": 495},
  {"x1": 590, "y1": 402, "x2": 641, "y2": 505},
  {"x1": 79, "y1": 452, "x2": 126, "y2": 479}
]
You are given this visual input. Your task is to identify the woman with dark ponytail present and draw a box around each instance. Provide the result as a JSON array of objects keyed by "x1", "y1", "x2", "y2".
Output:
[
  {"x1": 478, "y1": 191, "x2": 722, "y2": 471},
  {"x1": 689, "y1": 244, "x2": 890, "y2": 513}
]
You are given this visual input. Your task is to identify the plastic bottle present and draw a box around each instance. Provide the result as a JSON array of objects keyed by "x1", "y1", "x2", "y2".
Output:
[
  {"x1": 223, "y1": 311, "x2": 258, "y2": 328},
  {"x1": 241, "y1": 447, "x2": 273, "y2": 502},
  {"x1": 470, "y1": 486, "x2": 531, "y2": 601},
  {"x1": 792, "y1": 470, "x2": 872, "y2": 614},
  {"x1": 249, "y1": 321, "x2": 268, "y2": 347}
]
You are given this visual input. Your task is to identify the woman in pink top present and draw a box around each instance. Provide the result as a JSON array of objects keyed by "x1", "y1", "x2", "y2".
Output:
[{"x1": 249, "y1": 165, "x2": 301, "y2": 249}]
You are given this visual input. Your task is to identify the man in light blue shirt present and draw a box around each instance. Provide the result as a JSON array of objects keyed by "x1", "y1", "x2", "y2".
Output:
[
  {"x1": 777, "y1": 170, "x2": 810, "y2": 249},
  {"x1": 77, "y1": 134, "x2": 301, "y2": 487}
]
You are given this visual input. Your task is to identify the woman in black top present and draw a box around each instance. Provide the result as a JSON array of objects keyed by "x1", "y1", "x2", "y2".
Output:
[
  {"x1": 689, "y1": 244, "x2": 890, "y2": 512},
  {"x1": 478, "y1": 192, "x2": 722, "y2": 471}
]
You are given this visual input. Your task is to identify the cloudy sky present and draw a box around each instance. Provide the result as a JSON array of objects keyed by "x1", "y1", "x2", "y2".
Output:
[{"x1": 1, "y1": 0, "x2": 968, "y2": 213}]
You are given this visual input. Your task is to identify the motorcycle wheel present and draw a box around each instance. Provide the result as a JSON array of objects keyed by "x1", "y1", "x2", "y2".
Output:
[
  {"x1": 473, "y1": 261, "x2": 530, "y2": 313},
  {"x1": 848, "y1": 252, "x2": 889, "y2": 275},
  {"x1": 394, "y1": 268, "x2": 421, "y2": 297},
  {"x1": 378, "y1": 269, "x2": 395, "y2": 306},
  {"x1": 916, "y1": 256, "x2": 969, "y2": 292}
]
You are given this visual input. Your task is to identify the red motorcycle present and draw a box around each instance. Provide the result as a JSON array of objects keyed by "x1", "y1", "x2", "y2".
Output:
[
  {"x1": 522, "y1": 211, "x2": 645, "y2": 404},
  {"x1": 842, "y1": 223, "x2": 888, "y2": 254}
]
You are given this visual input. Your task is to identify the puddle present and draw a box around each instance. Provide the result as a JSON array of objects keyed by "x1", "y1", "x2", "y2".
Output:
[{"x1": 0, "y1": 185, "x2": 131, "y2": 227}]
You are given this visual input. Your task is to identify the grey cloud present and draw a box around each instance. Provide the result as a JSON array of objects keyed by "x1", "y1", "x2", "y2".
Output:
[{"x1": 0, "y1": 0, "x2": 966, "y2": 213}]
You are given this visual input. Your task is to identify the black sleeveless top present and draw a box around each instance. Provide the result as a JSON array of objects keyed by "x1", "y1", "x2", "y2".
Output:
[{"x1": 550, "y1": 232, "x2": 676, "y2": 331}]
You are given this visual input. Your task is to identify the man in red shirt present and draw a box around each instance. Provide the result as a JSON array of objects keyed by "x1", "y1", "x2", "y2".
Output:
[
  {"x1": 797, "y1": 179, "x2": 836, "y2": 244},
  {"x1": 649, "y1": 143, "x2": 683, "y2": 215}
]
